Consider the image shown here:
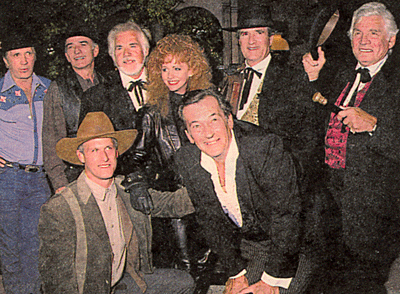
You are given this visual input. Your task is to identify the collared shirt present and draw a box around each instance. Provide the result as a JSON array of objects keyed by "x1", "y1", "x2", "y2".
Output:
[
  {"x1": 85, "y1": 174, "x2": 126, "y2": 287},
  {"x1": 76, "y1": 71, "x2": 100, "y2": 92},
  {"x1": 0, "y1": 71, "x2": 50, "y2": 165},
  {"x1": 199, "y1": 130, "x2": 292, "y2": 288},
  {"x1": 200, "y1": 131, "x2": 242, "y2": 227},
  {"x1": 237, "y1": 54, "x2": 271, "y2": 119},
  {"x1": 355, "y1": 55, "x2": 387, "y2": 91},
  {"x1": 119, "y1": 69, "x2": 148, "y2": 111}
]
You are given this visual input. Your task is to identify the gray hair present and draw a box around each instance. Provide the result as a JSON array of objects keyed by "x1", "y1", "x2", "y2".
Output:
[
  {"x1": 107, "y1": 21, "x2": 151, "y2": 60},
  {"x1": 178, "y1": 88, "x2": 232, "y2": 127},
  {"x1": 348, "y1": 2, "x2": 399, "y2": 40},
  {"x1": 77, "y1": 138, "x2": 118, "y2": 154}
]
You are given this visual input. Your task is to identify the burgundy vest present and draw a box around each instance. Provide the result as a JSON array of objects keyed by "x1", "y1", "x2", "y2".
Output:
[{"x1": 325, "y1": 80, "x2": 373, "y2": 169}]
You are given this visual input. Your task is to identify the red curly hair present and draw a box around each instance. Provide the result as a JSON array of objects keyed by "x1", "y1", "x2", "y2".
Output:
[{"x1": 147, "y1": 34, "x2": 212, "y2": 117}]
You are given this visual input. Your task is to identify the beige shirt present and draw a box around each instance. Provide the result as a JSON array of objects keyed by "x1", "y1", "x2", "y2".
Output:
[{"x1": 85, "y1": 175, "x2": 126, "y2": 286}]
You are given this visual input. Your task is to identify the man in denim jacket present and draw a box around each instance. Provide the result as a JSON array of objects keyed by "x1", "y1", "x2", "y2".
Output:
[{"x1": 0, "y1": 30, "x2": 51, "y2": 293}]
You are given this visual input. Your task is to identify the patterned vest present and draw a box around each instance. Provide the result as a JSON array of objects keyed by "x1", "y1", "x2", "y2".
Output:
[{"x1": 325, "y1": 80, "x2": 373, "y2": 169}]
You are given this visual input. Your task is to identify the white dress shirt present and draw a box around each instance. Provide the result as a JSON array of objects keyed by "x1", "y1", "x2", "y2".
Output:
[
  {"x1": 199, "y1": 132, "x2": 292, "y2": 289},
  {"x1": 355, "y1": 55, "x2": 387, "y2": 91},
  {"x1": 119, "y1": 69, "x2": 148, "y2": 111}
]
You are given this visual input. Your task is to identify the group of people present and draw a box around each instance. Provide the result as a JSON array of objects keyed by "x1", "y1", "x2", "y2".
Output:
[{"x1": 0, "y1": 0, "x2": 399, "y2": 293}]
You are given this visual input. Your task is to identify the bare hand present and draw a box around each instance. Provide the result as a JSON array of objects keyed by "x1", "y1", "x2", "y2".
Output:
[
  {"x1": 238, "y1": 280, "x2": 279, "y2": 294},
  {"x1": 337, "y1": 107, "x2": 377, "y2": 133},
  {"x1": 302, "y1": 47, "x2": 326, "y2": 81},
  {"x1": 223, "y1": 276, "x2": 249, "y2": 294},
  {"x1": 0, "y1": 157, "x2": 6, "y2": 168},
  {"x1": 55, "y1": 187, "x2": 66, "y2": 194}
]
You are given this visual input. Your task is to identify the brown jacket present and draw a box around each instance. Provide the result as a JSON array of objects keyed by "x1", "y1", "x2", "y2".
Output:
[{"x1": 39, "y1": 173, "x2": 194, "y2": 293}]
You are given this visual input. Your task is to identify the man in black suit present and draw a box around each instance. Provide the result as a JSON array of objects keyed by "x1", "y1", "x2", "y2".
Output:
[
  {"x1": 221, "y1": 0, "x2": 324, "y2": 198},
  {"x1": 84, "y1": 21, "x2": 154, "y2": 212},
  {"x1": 303, "y1": 2, "x2": 400, "y2": 293},
  {"x1": 101, "y1": 20, "x2": 151, "y2": 177},
  {"x1": 174, "y1": 89, "x2": 313, "y2": 294}
]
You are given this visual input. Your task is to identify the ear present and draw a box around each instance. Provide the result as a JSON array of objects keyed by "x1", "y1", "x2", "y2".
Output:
[
  {"x1": 143, "y1": 47, "x2": 149, "y2": 59},
  {"x1": 93, "y1": 44, "x2": 99, "y2": 58},
  {"x1": 188, "y1": 68, "x2": 194, "y2": 77},
  {"x1": 269, "y1": 35, "x2": 275, "y2": 47},
  {"x1": 65, "y1": 52, "x2": 72, "y2": 63},
  {"x1": 3, "y1": 57, "x2": 9, "y2": 68},
  {"x1": 76, "y1": 150, "x2": 85, "y2": 164},
  {"x1": 389, "y1": 35, "x2": 396, "y2": 49},
  {"x1": 228, "y1": 114, "x2": 234, "y2": 130},
  {"x1": 185, "y1": 130, "x2": 195, "y2": 144}
]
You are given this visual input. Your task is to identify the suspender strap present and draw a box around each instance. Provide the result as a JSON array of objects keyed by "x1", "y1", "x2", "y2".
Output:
[{"x1": 62, "y1": 187, "x2": 87, "y2": 294}]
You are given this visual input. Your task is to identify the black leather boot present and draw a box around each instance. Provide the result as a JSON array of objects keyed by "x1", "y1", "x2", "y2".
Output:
[{"x1": 171, "y1": 218, "x2": 191, "y2": 271}]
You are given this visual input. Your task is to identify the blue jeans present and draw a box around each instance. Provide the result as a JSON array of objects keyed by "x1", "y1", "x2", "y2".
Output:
[{"x1": 0, "y1": 165, "x2": 50, "y2": 294}]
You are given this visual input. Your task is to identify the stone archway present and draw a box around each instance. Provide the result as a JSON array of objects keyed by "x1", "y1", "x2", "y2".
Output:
[{"x1": 175, "y1": 0, "x2": 240, "y2": 68}]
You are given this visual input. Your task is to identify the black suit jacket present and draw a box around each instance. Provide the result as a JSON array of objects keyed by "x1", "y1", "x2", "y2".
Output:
[
  {"x1": 84, "y1": 70, "x2": 142, "y2": 176},
  {"x1": 314, "y1": 55, "x2": 400, "y2": 268},
  {"x1": 175, "y1": 121, "x2": 302, "y2": 284},
  {"x1": 221, "y1": 57, "x2": 326, "y2": 192}
]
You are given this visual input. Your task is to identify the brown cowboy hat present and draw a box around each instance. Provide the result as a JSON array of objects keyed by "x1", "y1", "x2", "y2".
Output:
[{"x1": 56, "y1": 112, "x2": 137, "y2": 166}]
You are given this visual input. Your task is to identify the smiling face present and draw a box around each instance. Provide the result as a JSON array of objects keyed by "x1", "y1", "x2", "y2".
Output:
[
  {"x1": 161, "y1": 56, "x2": 192, "y2": 95},
  {"x1": 352, "y1": 15, "x2": 396, "y2": 67},
  {"x1": 77, "y1": 137, "x2": 118, "y2": 188},
  {"x1": 113, "y1": 30, "x2": 148, "y2": 79},
  {"x1": 238, "y1": 27, "x2": 273, "y2": 67},
  {"x1": 183, "y1": 95, "x2": 233, "y2": 163},
  {"x1": 3, "y1": 47, "x2": 36, "y2": 81},
  {"x1": 65, "y1": 36, "x2": 98, "y2": 71}
]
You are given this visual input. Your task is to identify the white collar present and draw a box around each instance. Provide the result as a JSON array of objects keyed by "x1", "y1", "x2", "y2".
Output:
[
  {"x1": 200, "y1": 130, "x2": 238, "y2": 175},
  {"x1": 356, "y1": 55, "x2": 388, "y2": 78},
  {"x1": 119, "y1": 68, "x2": 147, "y2": 90},
  {"x1": 245, "y1": 54, "x2": 271, "y2": 74}
]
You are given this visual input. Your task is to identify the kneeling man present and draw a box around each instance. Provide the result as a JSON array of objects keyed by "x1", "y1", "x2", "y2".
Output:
[
  {"x1": 39, "y1": 112, "x2": 195, "y2": 293},
  {"x1": 175, "y1": 89, "x2": 310, "y2": 294}
]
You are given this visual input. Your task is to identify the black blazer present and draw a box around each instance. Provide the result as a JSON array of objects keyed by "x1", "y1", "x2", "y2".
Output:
[
  {"x1": 315, "y1": 55, "x2": 400, "y2": 267},
  {"x1": 174, "y1": 121, "x2": 301, "y2": 284}
]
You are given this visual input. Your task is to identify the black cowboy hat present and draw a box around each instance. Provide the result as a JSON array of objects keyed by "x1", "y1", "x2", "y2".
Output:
[
  {"x1": 223, "y1": 1, "x2": 284, "y2": 32},
  {"x1": 1, "y1": 28, "x2": 37, "y2": 53}
]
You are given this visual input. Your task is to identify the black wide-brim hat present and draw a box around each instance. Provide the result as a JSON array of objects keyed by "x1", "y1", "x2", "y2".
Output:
[
  {"x1": 63, "y1": 23, "x2": 98, "y2": 44},
  {"x1": 1, "y1": 28, "x2": 37, "y2": 53},
  {"x1": 223, "y1": 1, "x2": 284, "y2": 32},
  {"x1": 56, "y1": 22, "x2": 99, "y2": 52}
]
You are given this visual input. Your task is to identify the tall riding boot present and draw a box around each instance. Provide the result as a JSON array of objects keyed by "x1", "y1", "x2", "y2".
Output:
[{"x1": 171, "y1": 218, "x2": 191, "y2": 271}]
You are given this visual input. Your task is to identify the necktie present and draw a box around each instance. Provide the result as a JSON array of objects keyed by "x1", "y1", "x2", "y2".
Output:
[
  {"x1": 127, "y1": 80, "x2": 145, "y2": 106},
  {"x1": 239, "y1": 68, "x2": 262, "y2": 110},
  {"x1": 342, "y1": 68, "x2": 371, "y2": 107}
]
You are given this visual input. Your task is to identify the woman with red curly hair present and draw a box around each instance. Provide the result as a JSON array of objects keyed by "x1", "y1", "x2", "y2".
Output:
[{"x1": 134, "y1": 34, "x2": 213, "y2": 271}]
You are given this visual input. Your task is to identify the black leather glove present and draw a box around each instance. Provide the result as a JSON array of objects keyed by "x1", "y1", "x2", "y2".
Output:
[{"x1": 121, "y1": 171, "x2": 154, "y2": 215}]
